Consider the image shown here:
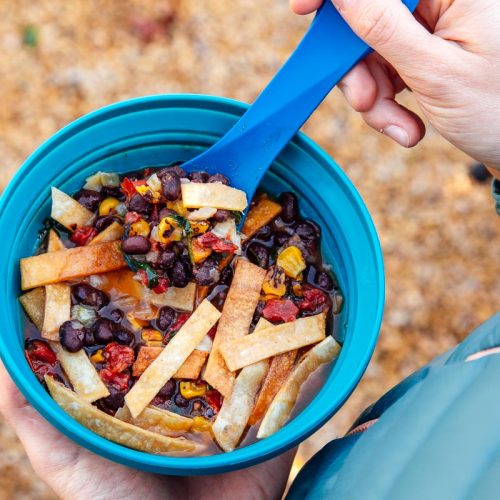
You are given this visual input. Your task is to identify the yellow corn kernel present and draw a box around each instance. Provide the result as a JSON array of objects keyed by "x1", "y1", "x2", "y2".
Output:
[
  {"x1": 130, "y1": 218, "x2": 151, "y2": 238},
  {"x1": 191, "y1": 416, "x2": 212, "y2": 432},
  {"x1": 191, "y1": 237, "x2": 213, "y2": 264},
  {"x1": 180, "y1": 381, "x2": 207, "y2": 399},
  {"x1": 291, "y1": 281, "x2": 303, "y2": 297},
  {"x1": 262, "y1": 266, "x2": 287, "y2": 296},
  {"x1": 167, "y1": 199, "x2": 187, "y2": 216},
  {"x1": 190, "y1": 221, "x2": 210, "y2": 234},
  {"x1": 90, "y1": 349, "x2": 105, "y2": 364},
  {"x1": 142, "y1": 329, "x2": 163, "y2": 346},
  {"x1": 136, "y1": 185, "x2": 161, "y2": 202},
  {"x1": 157, "y1": 217, "x2": 173, "y2": 244},
  {"x1": 276, "y1": 246, "x2": 306, "y2": 278},
  {"x1": 98, "y1": 197, "x2": 120, "y2": 216}
]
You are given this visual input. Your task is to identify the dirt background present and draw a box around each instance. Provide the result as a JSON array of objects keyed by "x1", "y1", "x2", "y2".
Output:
[{"x1": 0, "y1": 1, "x2": 499, "y2": 498}]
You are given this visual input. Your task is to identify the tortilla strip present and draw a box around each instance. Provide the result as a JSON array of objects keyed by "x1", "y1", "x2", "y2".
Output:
[
  {"x1": 204, "y1": 260, "x2": 266, "y2": 397},
  {"x1": 47, "y1": 229, "x2": 66, "y2": 252},
  {"x1": 115, "y1": 405, "x2": 194, "y2": 436},
  {"x1": 220, "y1": 313, "x2": 327, "y2": 372},
  {"x1": 133, "y1": 346, "x2": 209, "y2": 380},
  {"x1": 51, "y1": 343, "x2": 109, "y2": 402},
  {"x1": 19, "y1": 288, "x2": 45, "y2": 331},
  {"x1": 51, "y1": 187, "x2": 94, "y2": 229},
  {"x1": 242, "y1": 196, "x2": 282, "y2": 238},
  {"x1": 21, "y1": 241, "x2": 126, "y2": 290},
  {"x1": 257, "y1": 336, "x2": 341, "y2": 438},
  {"x1": 148, "y1": 282, "x2": 196, "y2": 311},
  {"x1": 45, "y1": 376, "x2": 197, "y2": 453},
  {"x1": 212, "y1": 318, "x2": 271, "y2": 451},
  {"x1": 181, "y1": 183, "x2": 248, "y2": 211},
  {"x1": 248, "y1": 350, "x2": 298, "y2": 425},
  {"x1": 125, "y1": 299, "x2": 221, "y2": 418},
  {"x1": 89, "y1": 221, "x2": 124, "y2": 245},
  {"x1": 41, "y1": 283, "x2": 71, "y2": 341}
]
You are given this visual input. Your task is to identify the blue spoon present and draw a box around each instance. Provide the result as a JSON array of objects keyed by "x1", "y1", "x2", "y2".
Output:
[{"x1": 182, "y1": 0, "x2": 419, "y2": 205}]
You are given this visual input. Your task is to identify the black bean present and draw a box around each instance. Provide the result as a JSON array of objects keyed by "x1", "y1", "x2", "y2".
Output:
[
  {"x1": 84, "y1": 328, "x2": 95, "y2": 347},
  {"x1": 74, "y1": 189, "x2": 102, "y2": 212},
  {"x1": 94, "y1": 215, "x2": 116, "y2": 233},
  {"x1": 59, "y1": 320, "x2": 86, "y2": 353},
  {"x1": 314, "y1": 270, "x2": 334, "y2": 291},
  {"x1": 161, "y1": 172, "x2": 181, "y2": 201},
  {"x1": 188, "y1": 171, "x2": 209, "y2": 183},
  {"x1": 169, "y1": 260, "x2": 190, "y2": 288},
  {"x1": 193, "y1": 258, "x2": 220, "y2": 286},
  {"x1": 174, "y1": 393, "x2": 190, "y2": 408},
  {"x1": 157, "y1": 306, "x2": 176, "y2": 332},
  {"x1": 219, "y1": 266, "x2": 233, "y2": 285},
  {"x1": 109, "y1": 308, "x2": 124, "y2": 323},
  {"x1": 126, "y1": 193, "x2": 152, "y2": 216},
  {"x1": 122, "y1": 236, "x2": 151, "y2": 254},
  {"x1": 254, "y1": 225, "x2": 273, "y2": 241},
  {"x1": 157, "y1": 250, "x2": 177, "y2": 269},
  {"x1": 157, "y1": 165, "x2": 186, "y2": 179},
  {"x1": 294, "y1": 220, "x2": 321, "y2": 241},
  {"x1": 158, "y1": 380, "x2": 176, "y2": 398},
  {"x1": 71, "y1": 283, "x2": 110, "y2": 309},
  {"x1": 213, "y1": 209, "x2": 230, "y2": 222},
  {"x1": 208, "y1": 173, "x2": 229, "y2": 185},
  {"x1": 114, "y1": 328, "x2": 135, "y2": 346},
  {"x1": 96, "y1": 386, "x2": 125, "y2": 415},
  {"x1": 101, "y1": 186, "x2": 125, "y2": 201},
  {"x1": 275, "y1": 230, "x2": 292, "y2": 246},
  {"x1": 252, "y1": 301, "x2": 265, "y2": 325},
  {"x1": 279, "y1": 192, "x2": 299, "y2": 223},
  {"x1": 158, "y1": 208, "x2": 175, "y2": 221},
  {"x1": 93, "y1": 318, "x2": 115, "y2": 344},
  {"x1": 247, "y1": 242, "x2": 270, "y2": 268}
]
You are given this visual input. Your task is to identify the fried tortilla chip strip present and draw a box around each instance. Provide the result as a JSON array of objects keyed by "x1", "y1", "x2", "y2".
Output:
[
  {"x1": 89, "y1": 221, "x2": 124, "y2": 245},
  {"x1": 204, "y1": 260, "x2": 266, "y2": 397},
  {"x1": 257, "y1": 336, "x2": 341, "y2": 438},
  {"x1": 147, "y1": 282, "x2": 196, "y2": 311},
  {"x1": 125, "y1": 299, "x2": 221, "y2": 418},
  {"x1": 181, "y1": 183, "x2": 248, "y2": 211},
  {"x1": 19, "y1": 288, "x2": 45, "y2": 331},
  {"x1": 133, "y1": 346, "x2": 209, "y2": 380},
  {"x1": 51, "y1": 343, "x2": 109, "y2": 402},
  {"x1": 248, "y1": 350, "x2": 298, "y2": 426},
  {"x1": 21, "y1": 241, "x2": 126, "y2": 290},
  {"x1": 47, "y1": 229, "x2": 66, "y2": 252},
  {"x1": 212, "y1": 318, "x2": 271, "y2": 451},
  {"x1": 115, "y1": 405, "x2": 194, "y2": 436},
  {"x1": 45, "y1": 377, "x2": 197, "y2": 453},
  {"x1": 41, "y1": 283, "x2": 71, "y2": 341},
  {"x1": 51, "y1": 187, "x2": 94, "y2": 229},
  {"x1": 241, "y1": 196, "x2": 282, "y2": 239},
  {"x1": 220, "y1": 313, "x2": 327, "y2": 372}
]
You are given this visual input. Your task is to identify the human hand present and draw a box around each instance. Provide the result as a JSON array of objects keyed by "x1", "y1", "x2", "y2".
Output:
[
  {"x1": 291, "y1": 0, "x2": 500, "y2": 172},
  {"x1": 0, "y1": 361, "x2": 294, "y2": 500}
]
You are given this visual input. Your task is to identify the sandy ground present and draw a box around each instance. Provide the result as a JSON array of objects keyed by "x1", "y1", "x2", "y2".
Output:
[{"x1": 0, "y1": 1, "x2": 499, "y2": 498}]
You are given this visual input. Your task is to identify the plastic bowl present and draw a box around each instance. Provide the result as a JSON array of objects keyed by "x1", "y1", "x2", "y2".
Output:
[{"x1": 0, "y1": 94, "x2": 384, "y2": 475}]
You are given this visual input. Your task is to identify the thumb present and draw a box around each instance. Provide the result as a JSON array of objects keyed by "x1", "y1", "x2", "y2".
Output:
[{"x1": 331, "y1": 0, "x2": 437, "y2": 79}]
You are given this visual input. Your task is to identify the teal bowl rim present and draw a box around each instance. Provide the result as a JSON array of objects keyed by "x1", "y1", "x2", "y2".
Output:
[{"x1": 0, "y1": 94, "x2": 385, "y2": 474}]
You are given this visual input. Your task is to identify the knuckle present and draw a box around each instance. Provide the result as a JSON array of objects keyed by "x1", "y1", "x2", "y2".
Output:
[{"x1": 356, "y1": 6, "x2": 399, "y2": 47}]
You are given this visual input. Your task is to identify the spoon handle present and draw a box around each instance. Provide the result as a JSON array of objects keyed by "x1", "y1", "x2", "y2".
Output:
[{"x1": 187, "y1": 0, "x2": 419, "y2": 196}]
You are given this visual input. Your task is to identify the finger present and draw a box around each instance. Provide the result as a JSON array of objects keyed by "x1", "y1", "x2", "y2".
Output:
[
  {"x1": 330, "y1": 0, "x2": 437, "y2": 80},
  {"x1": 289, "y1": 0, "x2": 323, "y2": 15},
  {"x1": 338, "y1": 61, "x2": 377, "y2": 112},
  {"x1": 362, "y1": 59, "x2": 425, "y2": 147}
]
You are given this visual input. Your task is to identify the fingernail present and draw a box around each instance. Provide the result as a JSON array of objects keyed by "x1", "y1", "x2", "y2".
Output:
[
  {"x1": 338, "y1": 83, "x2": 352, "y2": 103},
  {"x1": 383, "y1": 125, "x2": 410, "y2": 147}
]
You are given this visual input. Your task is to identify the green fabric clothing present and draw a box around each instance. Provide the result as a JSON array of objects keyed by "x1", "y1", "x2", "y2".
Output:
[{"x1": 287, "y1": 313, "x2": 500, "y2": 500}]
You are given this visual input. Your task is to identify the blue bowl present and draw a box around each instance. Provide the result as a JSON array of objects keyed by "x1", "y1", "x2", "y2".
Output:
[{"x1": 0, "y1": 94, "x2": 384, "y2": 475}]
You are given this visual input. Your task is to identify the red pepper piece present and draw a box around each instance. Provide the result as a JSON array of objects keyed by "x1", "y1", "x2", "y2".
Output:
[
  {"x1": 137, "y1": 269, "x2": 149, "y2": 287},
  {"x1": 163, "y1": 313, "x2": 190, "y2": 345},
  {"x1": 103, "y1": 342, "x2": 135, "y2": 374},
  {"x1": 100, "y1": 368, "x2": 130, "y2": 392},
  {"x1": 299, "y1": 286, "x2": 328, "y2": 313},
  {"x1": 262, "y1": 298, "x2": 299, "y2": 323},
  {"x1": 70, "y1": 226, "x2": 98, "y2": 246},
  {"x1": 26, "y1": 340, "x2": 57, "y2": 365},
  {"x1": 125, "y1": 211, "x2": 142, "y2": 224},
  {"x1": 152, "y1": 277, "x2": 169, "y2": 295},
  {"x1": 198, "y1": 232, "x2": 237, "y2": 254},
  {"x1": 205, "y1": 389, "x2": 223, "y2": 412},
  {"x1": 207, "y1": 325, "x2": 217, "y2": 340}
]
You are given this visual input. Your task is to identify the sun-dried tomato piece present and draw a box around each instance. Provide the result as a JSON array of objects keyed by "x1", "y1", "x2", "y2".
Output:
[
  {"x1": 26, "y1": 340, "x2": 57, "y2": 365},
  {"x1": 205, "y1": 389, "x2": 223, "y2": 412},
  {"x1": 299, "y1": 285, "x2": 328, "y2": 313},
  {"x1": 70, "y1": 226, "x2": 98, "y2": 246},
  {"x1": 152, "y1": 277, "x2": 169, "y2": 294},
  {"x1": 262, "y1": 298, "x2": 299, "y2": 323},
  {"x1": 100, "y1": 368, "x2": 130, "y2": 392},
  {"x1": 198, "y1": 232, "x2": 237, "y2": 254},
  {"x1": 103, "y1": 342, "x2": 135, "y2": 373},
  {"x1": 207, "y1": 325, "x2": 217, "y2": 340}
]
